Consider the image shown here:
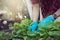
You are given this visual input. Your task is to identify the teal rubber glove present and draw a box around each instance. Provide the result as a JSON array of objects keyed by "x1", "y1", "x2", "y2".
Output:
[
  {"x1": 28, "y1": 22, "x2": 38, "y2": 32},
  {"x1": 40, "y1": 15, "x2": 54, "y2": 26},
  {"x1": 37, "y1": 15, "x2": 54, "y2": 32}
]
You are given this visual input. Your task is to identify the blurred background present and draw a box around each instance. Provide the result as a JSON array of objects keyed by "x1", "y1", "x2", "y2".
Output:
[
  {"x1": 0, "y1": 0, "x2": 30, "y2": 31},
  {"x1": 0, "y1": 0, "x2": 30, "y2": 21}
]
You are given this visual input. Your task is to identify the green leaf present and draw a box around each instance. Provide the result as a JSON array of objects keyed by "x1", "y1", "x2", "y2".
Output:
[{"x1": 48, "y1": 31, "x2": 60, "y2": 36}]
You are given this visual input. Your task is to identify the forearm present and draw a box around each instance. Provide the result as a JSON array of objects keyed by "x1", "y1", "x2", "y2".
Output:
[
  {"x1": 55, "y1": 9, "x2": 60, "y2": 16},
  {"x1": 52, "y1": 9, "x2": 60, "y2": 19},
  {"x1": 32, "y1": 4, "x2": 40, "y2": 22}
]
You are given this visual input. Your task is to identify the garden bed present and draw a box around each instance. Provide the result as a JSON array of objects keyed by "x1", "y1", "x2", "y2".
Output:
[{"x1": 0, "y1": 19, "x2": 60, "y2": 40}]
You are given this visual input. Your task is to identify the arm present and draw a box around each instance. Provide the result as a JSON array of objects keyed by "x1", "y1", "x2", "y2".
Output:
[
  {"x1": 32, "y1": 3, "x2": 40, "y2": 22},
  {"x1": 54, "y1": 9, "x2": 60, "y2": 17},
  {"x1": 28, "y1": 0, "x2": 40, "y2": 32},
  {"x1": 28, "y1": 4, "x2": 40, "y2": 32},
  {"x1": 40, "y1": 9, "x2": 60, "y2": 26}
]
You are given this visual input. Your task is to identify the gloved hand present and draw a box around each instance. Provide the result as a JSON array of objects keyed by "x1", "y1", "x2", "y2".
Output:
[
  {"x1": 28, "y1": 22, "x2": 38, "y2": 32},
  {"x1": 40, "y1": 15, "x2": 54, "y2": 26},
  {"x1": 37, "y1": 15, "x2": 54, "y2": 32}
]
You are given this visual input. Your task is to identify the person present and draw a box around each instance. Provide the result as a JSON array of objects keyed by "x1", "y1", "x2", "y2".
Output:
[{"x1": 28, "y1": 0, "x2": 60, "y2": 32}]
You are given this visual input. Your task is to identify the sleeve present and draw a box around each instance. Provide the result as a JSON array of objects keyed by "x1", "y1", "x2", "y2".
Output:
[
  {"x1": 54, "y1": 0, "x2": 60, "y2": 10},
  {"x1": 32, "y1": 0, "x2": 39, "y2": 4},
  {"x1": 50, "y1": 0, "x2": 60, "y2": 14}
]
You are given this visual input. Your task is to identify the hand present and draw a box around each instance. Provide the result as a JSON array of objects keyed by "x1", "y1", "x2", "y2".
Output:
[
  {"x1": 28, "y1": 22, "x2": 38, "y2": 32},
  {"x1": 40, "y1": 15, "x2": 54, "y2": 26}
]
